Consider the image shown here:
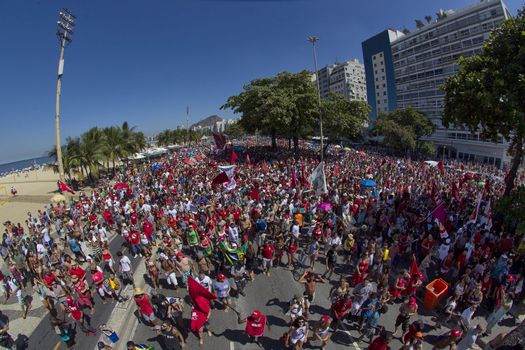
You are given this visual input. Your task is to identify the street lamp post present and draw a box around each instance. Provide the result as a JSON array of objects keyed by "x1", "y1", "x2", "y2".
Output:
[
  {"x1": 55, "y1": 8, "x2": 76, "y2": 182},
  {"x1": 308, "y1": 36, "x2": 324, "y2": 163}
]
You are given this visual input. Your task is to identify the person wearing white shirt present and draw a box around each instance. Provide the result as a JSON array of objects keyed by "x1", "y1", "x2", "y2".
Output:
[{"x1": 196, "y1": 272, "x2": 213, "y2": 292}]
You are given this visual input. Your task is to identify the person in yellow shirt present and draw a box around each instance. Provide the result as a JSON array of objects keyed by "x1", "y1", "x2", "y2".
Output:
[{"x1": 294, "y1": 211, "x2": 303, "y2": 227}]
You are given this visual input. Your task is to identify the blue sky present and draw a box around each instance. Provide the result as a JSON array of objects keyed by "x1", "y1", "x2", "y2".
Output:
[{"x1": 0, "y1": 0, "x2": 521, "y2": 163}]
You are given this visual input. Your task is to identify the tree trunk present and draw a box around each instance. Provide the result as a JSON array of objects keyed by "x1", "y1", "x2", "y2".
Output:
[
  {"x1": 323, "y1": 141, "x2": 330, "y2": 156},
  {"x1": 271, "y1": 129, "x2": 277, "y2": 150},
  {"x1": 293, "y1": 136, "x2": 299, "y2": 154},
  {"x1": 504, "y1": 135, "x2": 523, "y2": 197}
]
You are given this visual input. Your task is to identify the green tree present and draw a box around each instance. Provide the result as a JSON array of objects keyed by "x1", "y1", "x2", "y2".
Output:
[
  {"x1": 442, "y1": 8, "x2": 525, "y2": 196},
  {"x1": 224, "y1": 121, "x2": 246, "y2": 139},
  {"x1": 496, "y1": 185, "x2": 525, "y2": 234},
  {"x1": 222, "y1": 70, "x2": 317, "y2": 152},
  {"x1": 373, "y1": 108, "x2": 434, "y2": 155},
  {"x1": 321, "y1": 92, "x2": 370, "y2": 151}
]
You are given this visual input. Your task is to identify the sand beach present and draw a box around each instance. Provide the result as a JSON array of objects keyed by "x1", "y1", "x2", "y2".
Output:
[{"x1": 0, "y1": 168, "x2": 61, "y2": 226}]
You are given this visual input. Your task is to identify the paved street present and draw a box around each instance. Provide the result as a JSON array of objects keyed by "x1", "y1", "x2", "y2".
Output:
[{"x1": 1, "y1": 229, "x2": 521, "y2": 350}]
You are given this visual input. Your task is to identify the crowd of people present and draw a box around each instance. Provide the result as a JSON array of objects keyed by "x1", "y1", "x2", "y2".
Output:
[{"x1": 0, "y1": 138, "x2": 524, "y2": 350}]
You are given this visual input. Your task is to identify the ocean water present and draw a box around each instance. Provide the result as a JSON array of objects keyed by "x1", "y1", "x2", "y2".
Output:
[{"x1": 0, "y1": 156, "x2": 55, "y2": 175}]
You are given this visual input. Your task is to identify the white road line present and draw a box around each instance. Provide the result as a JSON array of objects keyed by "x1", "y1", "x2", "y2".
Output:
[{"x1": 230, "y1": 340, "x2": 235, "y2": 350}]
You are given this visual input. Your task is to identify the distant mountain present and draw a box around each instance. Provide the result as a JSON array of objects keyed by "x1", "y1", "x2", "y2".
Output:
[{"x1": 191, "y1": 115, "x2": 223, "y2": 129}]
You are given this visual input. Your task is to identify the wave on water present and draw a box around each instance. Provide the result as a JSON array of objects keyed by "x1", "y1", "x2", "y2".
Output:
[{"x1": 0, "y1": 156, "x2": 56, "y2": 176}]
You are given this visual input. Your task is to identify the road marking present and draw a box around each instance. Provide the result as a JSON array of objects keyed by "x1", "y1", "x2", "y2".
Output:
[{"x1": 230, "y1": 341, "x2": 235, "y2": 350}]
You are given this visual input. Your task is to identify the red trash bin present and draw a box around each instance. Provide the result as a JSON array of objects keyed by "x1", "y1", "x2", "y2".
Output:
[{"x1": 424, "y1": 278, "x2": 448, "y2": 311}]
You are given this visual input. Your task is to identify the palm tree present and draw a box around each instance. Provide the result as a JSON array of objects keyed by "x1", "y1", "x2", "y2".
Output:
[
  {"x1": 78, "y1": 127, "x2": 105, "y2": 181},
  {"x1": 102, "y1": 126, "x2": 124, "y2": 170},
  {"x1": 156, "y1": 129, "x2": 173, "y2": 146},
  {"x1": 424, "y1": 15, "x2": 432, "y2": 24}
]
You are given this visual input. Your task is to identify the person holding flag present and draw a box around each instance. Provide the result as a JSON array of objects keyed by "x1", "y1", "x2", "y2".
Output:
[{"x1": 188, "y1": 277, "x2": 216, "y2": 346}]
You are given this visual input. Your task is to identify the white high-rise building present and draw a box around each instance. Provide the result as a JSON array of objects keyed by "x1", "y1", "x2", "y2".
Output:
[
  {"x1": 363, "y1": 0, "x2": 512, "y2": 168},
  {"x1": 314, "y1": 59, "x2": 367, "y2": 102}
]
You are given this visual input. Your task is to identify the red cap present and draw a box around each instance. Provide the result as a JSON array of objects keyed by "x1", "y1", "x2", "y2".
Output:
[
  {"x1": 451, "y1": 329, "x2": 462, "y2": 337},
  {"x1": 321, "y1": 315, "x2": 331, "y2": 323},
  {"x1": 409, "y1": 297, "x2": 417, "y2": 305},
  {"x1": 217, "y1": 273, "x2": 226, "y2": 280},
  {"x1": 176, "y1": 251, "x2": 183, "y2": 258},
  {"x1": 200, "y1": 233, "x2": 206, "y2": 238},
  {"x1": 219, "y1": 236, "x2": 226, "y2": 242},
  {"x1": 66, "y1": 296, "x2": 73, "y2": 305},
  {"x1": 251, "y1": 310, "x2": 261, "y2": 319}
]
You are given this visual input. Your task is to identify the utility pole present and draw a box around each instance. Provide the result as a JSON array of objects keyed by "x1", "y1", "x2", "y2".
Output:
[
  {"x1": 55, "y1": 8, "x2": 76, "y2": 182},
  {"x1": 186, "y1": 105, "x2": 190, "y2": 146},
  {"x1": 308, "y1": 36, "x2": 324, "y2": 163}
]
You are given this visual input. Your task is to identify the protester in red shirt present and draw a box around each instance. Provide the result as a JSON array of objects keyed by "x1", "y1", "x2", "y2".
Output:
[
  {"x1": 237, "y1": 310, "x2": 270, "y2": 345},
  {"x1": 330, "y1": 294, "x2": 352, "y2": 332},
  {"x1": 261, "y1": 242, "x2": 274, "y2": 276},
  {"x1": 68, "y1": 261, "x2": 86, "y2": 281},
  {"x1": 133, "y1": 288, "x2": 156, "y2": 326},
  {"x1": 66, "y1": 296, "x2": 97, "y2": 336},
  {"x1": 368, "y1": 331, "x2": 392, "y2": 350}
]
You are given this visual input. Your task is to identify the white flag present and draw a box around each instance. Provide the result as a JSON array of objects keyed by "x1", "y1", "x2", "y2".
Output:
[
  {"x1": 224, "y1": 178, "x2": 237, "y2": 192},
  {"x1": 218, "y1": 165, "x2": 236, "y2": 179},
  {"x1": 308, "y1": 161, "x2": 328, "y2": 195}
]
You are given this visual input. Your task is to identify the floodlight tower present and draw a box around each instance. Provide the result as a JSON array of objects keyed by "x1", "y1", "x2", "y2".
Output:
[{"x1": 55, "y1": 8, "x2": 76, "y2": 181}]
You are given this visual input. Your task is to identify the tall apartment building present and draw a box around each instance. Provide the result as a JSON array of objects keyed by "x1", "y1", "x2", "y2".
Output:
[
  {"x1": 314, "y1": 59, "x2": 367, "y2": 102},
  {"x1": 362, "y1": 29, "x2": 405, "y2": 119},
  {"x1": 362, "y1": 0, "x2": 512, "y2": 168}
]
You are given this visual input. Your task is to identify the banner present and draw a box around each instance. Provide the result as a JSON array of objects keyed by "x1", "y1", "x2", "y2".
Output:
[
  {"x1": 308, "y1": 162, "x2": 328, "y2": 195},
  {"x1": 212, "y1": 172, "x2": 229, "y2": 186},
  {"x1": 224, "y1": 178, "x2": 237, "y2": 192},
  {"x1": 218, "y1": 165, "x2": 236, "y2": 179}
]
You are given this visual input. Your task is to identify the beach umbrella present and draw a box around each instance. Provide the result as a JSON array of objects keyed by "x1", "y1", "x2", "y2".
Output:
[
  {"x1": 50, "y1": 194, "x2": 66, "y2": 203},
  {"x1": 360, "y1": 179, "x2": 377, "y2": 188},
  {"x1": 343, "y1": 147, "x2": 351, "y2": 151},
  {"x1": 150, "y1": 164, "x2": 161, "y2": 171},
  {"x1": 113, "y1": 182, "x2": 129, "y2": 190}
]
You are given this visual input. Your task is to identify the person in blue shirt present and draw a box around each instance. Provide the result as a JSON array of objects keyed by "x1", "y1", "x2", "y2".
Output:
[
  {"x1": 357, "y1": 305, "x2": 388, "y2": 343},
  {"x1": 213, "y1": 274, "x2": 232, "y2": 312}
]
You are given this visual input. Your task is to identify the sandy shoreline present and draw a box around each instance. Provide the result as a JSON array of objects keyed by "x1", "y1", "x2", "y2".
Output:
[{"x1": 0, "y1": 168, "x2": 61, "y2": 226}]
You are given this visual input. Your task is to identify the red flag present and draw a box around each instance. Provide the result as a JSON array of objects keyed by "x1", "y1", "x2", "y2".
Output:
[
  {"x1": 188, "y1": 277, "x2": 216, "y2": 313},
  {"x1": 58, "y1": 180, "x2": 75, "y2": 194},
  {"x1": 246, "y1": 154, "x2": 251, "y2": 165},
  {"x1": 195, "y1": 154, "x2": 205, "y2": 162},
  {"x1": 410, "y1": 256, "x2": 423, "y2": 280},
  {"x1": 334, "y1": 164, "x2": 340, "y2": 177},
  {"x1": 183, "y1": 158, "x2": 194, "y2": 166},
  {"x1": 249, "y1": 187, "x2": 260, "y2": 201},
  {"x1": 437, "y1": 160, "x2": 445, "y2": 176},
  {"x1": 191, "y1": 308, "x2": 209, "y2": 332},
  {"x1": 212, "y1": 132, "x2": 226, "y2": 150},
  {"x1": 431, "y1": 200, "x2": 446, "y2": 225},
  {"x1": 230, "y1": 151, "x2": 238, "y2": 164},
  {"x1": 211, "y1": 172, "x2": 229, "y2": 186}
]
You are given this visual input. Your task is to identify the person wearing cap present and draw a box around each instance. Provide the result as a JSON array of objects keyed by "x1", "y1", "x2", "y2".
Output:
[
  {"x1": 312, "y1": 315, "x2": 331, "y2": 349},
  {"x1": 394, "y1": 297, "x2": 418, "y2": 336},
  {"x1": 213, "y1": 273, "x2": 232, "y2": 312},
  {"x1": 133, "y1": 288, "x2": 157, "y2": 326},
  {"x1": 237, "y1": 310, "x2": 270, "y2": 345}
]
